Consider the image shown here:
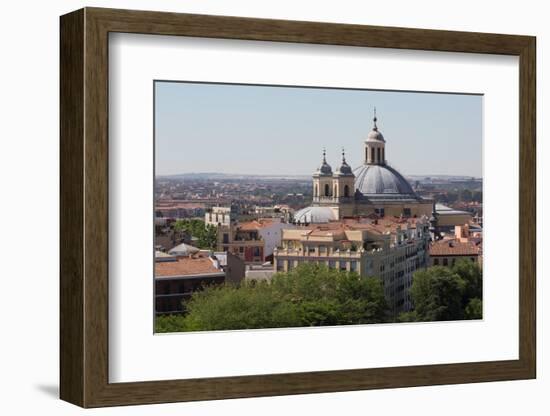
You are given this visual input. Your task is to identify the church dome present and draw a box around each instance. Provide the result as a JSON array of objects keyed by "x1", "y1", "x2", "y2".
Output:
[
  {"x1": 353, "y1": 164, "x2": 415, "y2": 197},
  {"x1": 366, "y1": 128, "x2": 385, "y2": 142},
  {"x1": 294, "y1": 206, "x2": 337, "y2": 224},
  {"x1": 335, "y1": 149, "x2": 354, "y2": 176},
  {"x1": 313, "y1": 149, "x2": 333, "y2": 176}
]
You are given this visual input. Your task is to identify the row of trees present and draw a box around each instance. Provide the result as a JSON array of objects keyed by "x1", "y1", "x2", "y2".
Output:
[
  {"x1": 155, "y1": 259, "x2": 482, "y2": 333},
  {"x1": 156, "y1": 264, "x2": 387, "y2": 332},
  {"x1": 173, "y1": 219, "x2": 217, "y2": 250},
  {"x1": 399, "y1": 259, "x2": 482, "y2": 322}
]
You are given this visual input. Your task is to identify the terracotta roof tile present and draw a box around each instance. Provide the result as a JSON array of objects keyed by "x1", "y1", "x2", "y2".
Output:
[
  {"x1": 238, "y1": 219, "x2": 276, "y2": 231},
  {"x1": 429, "y1": 239, "x2": 480, "y2": 256},
  {"x1": 155, "y1": 256, "x2": 222, "y2": 278}
]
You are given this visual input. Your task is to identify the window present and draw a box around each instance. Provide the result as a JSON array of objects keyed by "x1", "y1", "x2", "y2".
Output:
[
  {"x1": 433, "y1": 259, "x2": 439, "y2": 265},
  {"x1": 371, "y1": 147, "x2": 375, "y2": 162},
  {"x1": 329, "y1": 260, "x2": 336, "y2": 269},
  {"x1": 344, "y1": 185, "x2": 350, "y2": 197},
  {"x1": 377, "y1": 147, "x2": 381, "y2": 163},
  {"x1": 443, "y1": 258, "x2": 449, "y2": 266},
  {"x1": 403, "y1": 208, "x2": 411, "y2": 217},
  {"x1": 223, "y1": 233, "x2": 229, "y2": 244},
  {"x1": 324, "y1": 183, "x2": 330, "y2": 196},
  {"x1": 350, "y1": 261, "x2": 358, "y2": 272},
  {"x1": 340, "y1": 262, "x2": 347, "y2": 271}
]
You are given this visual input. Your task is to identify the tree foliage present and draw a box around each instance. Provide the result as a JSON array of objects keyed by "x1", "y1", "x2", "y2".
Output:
[
  {"x1": 155, "y1": 264, "x2": 388, "y2": 332},
  {"x1": 173, "y1": 219, "x2": 217, "y2": 250},
  {"x1": 399, "y1": 259, "x2": 483, "y2": 322}
]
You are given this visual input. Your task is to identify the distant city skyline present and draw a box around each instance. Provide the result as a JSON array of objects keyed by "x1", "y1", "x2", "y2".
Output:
[{"x1": 155, "y1": 81, "x2": 483, "y2": 177}]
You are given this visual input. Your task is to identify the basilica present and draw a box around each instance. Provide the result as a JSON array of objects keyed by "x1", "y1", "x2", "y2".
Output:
[{"x1": 294, "y1": 113, "x2": 434, "y2": 224}]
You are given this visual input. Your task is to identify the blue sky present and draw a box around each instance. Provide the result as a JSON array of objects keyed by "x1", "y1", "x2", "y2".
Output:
[{"x1": 155, "y1": 81, "x2": 482, "y2": 177}]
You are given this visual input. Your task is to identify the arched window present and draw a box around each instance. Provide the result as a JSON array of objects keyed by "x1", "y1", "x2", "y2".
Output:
[
  {"x1": 344, "y1": 185, "x2": 350, "y2": 197},
  {"x1": 377, "y1": 148, "x2": 381, "y2": 163},
  {"x1": 382, "y1": 148, "x2": 385, "y2": 163},
  {"x1": 371, "y1": 147, "x2": 375, "y2": 163},
  {"x1": 324, "y1": 183, "x2": 330, "y2": 196}
]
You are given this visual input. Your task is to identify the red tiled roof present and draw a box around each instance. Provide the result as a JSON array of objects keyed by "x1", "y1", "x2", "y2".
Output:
[
  {"x1": 238, "y1": 219, "x2": 276, "y2": 231},
  {"x1": 298, "y1": 216, "x2": 421, "y2": 235},
  {"x1": 429, "y1": 239, "x2": 480, "y2": 256},
  {"x1": 155, "y1": 256, "x2": 222, "y2": 278}
]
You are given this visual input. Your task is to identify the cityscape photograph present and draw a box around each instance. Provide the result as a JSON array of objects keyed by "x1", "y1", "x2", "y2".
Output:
[{"x1": 153, "y1": 81, "x2": 483, "y2": 333}]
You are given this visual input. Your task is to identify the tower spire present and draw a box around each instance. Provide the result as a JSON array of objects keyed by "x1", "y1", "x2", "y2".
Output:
[
  {"x1": 322, "y1": 147, "x2": 327, "y2": 163},
  {"x1": 373, "y1": 107, "x2": 378, "y2": 131},
  {"x1": 341, "y1": 147, "x2": 346, "y2": 163}
]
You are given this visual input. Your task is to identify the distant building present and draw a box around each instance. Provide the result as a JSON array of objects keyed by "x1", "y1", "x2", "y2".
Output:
[
  {"x1": 155, "y1": 251, "x2": 244, "y2": 315},
  {"x1": 429, "y1": 224, "x2": 482, "y2": 267},
  {"x1": 239, "y1": 218, "x2": 295, "y2": 259},
  {"x1": 155, "y1": 201, "x2": 206, "y2": 219},
  {"x1": 205, "y1": 207, "x2": 294, "y2": 264},
  {"x1": 273, "y1": 217, "x2": 430, "y2": 314},
  {"x1": 434, "y1": 203, "x2": 473, "y2": 231}
]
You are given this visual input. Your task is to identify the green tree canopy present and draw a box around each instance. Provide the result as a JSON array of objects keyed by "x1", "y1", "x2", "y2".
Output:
[
  {"x1": 408, "y1": 266, "x2": 466, "y2": 322},
  {"x1": 401, "y1": 259, "x2": 482, "y2": 322},
  {"x1": 156, "y1": 264, "x2": 388, "y2": 332},
  {"x1": 173, "y1": 219, "x2": 217, "y2": 250},
  {"x1": 464, "y1": 298, "x2": 482, "y2": 319},
  {"x1": 451, "y1": 259, "x2": 482, "y2": 302}
]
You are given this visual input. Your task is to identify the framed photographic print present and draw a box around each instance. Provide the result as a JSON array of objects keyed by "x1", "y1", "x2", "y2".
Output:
[{"x1": 60, "y1": 7, "x2": 536, "y2": 408}]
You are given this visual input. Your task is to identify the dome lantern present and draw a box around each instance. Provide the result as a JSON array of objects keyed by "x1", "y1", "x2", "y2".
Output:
[{"x1": 364, "y1": 108, "x2": 386, "y2": 165}]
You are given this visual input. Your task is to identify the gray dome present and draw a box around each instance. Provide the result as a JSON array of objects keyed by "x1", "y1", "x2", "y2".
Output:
[
  {"x1": 335, "y1": 152, "x2": 354, "y2": 176},
  {"x1": 353, "y1": 164, "x2": 415, "y2": 196},
  {"x1": 294, "y1": 206, "x2": 337, "y2": 224},
  {"x1": 314, "y1": 150, "x2": 333, "y2": 176},
  {"x1": 335, "y1": 161, "x2": 353, "y2": 176},
  {"x1": 366, "y1": 128, "x2": 385, "y2": 142},
  {"x1": 168, "y1": 243, "x2": 200, "y2": 256},
  {"x1": 315, "y1": 161, "x2": 333, "y2": 176}
]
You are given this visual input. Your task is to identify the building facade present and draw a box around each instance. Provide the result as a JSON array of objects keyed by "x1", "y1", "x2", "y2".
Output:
[
  {"x1": 429, "y1": 224, "x2": 483, "y2": 267},
  {"x1": 206, "y1": 206, "x2": 295, "y2": 264},
  {"x1": 273, "y1": 217, "x2": 430, "y2": 314},
  {"x1": 154, "y1": 250, "x2": 245, "y2": 315}
]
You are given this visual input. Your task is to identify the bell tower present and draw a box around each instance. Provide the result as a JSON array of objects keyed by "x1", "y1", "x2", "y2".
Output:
[
  {"x1": 333, "y1": 148, "x2": 356, "y2": 217},
  {"x1": 364, "y1": 108, "x2": 386, "y2": 165},
  {"x1": 312, "y1": 148, "x2": 334, "y2": 204}
]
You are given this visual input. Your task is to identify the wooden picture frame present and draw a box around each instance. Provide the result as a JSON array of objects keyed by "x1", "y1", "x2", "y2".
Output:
[{"x1": 60, "y1": 7, "x2": 536, "y2": 408}]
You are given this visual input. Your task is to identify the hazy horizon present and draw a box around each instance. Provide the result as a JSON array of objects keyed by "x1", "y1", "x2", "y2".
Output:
[{"x1": 155, "y1": 81, "x2": 483, "y2": 177}]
